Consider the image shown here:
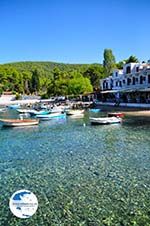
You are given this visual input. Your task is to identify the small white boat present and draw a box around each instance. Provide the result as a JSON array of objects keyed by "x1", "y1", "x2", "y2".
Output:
[
  {"x1": 17, "y1": 109, "x2": 50, "y2": 116},
  {"x1": 69, "y1": 113, "x2": 84, "y2": 118},
  {"x1": 36, "y1": 112, "x2": 66, "y2": 120},
  {"x1": 90, "y1": 116, "x2": 122, "y2": 125},
  {"x1": 66, "y1": 109, "x2": 84, "y2": 116},
  {"x1": 0, "y1": 119, "x2": 39, "y2": 127},
  {"x1": 0, "y1": 108, "x2": 6, "y2": 112}
]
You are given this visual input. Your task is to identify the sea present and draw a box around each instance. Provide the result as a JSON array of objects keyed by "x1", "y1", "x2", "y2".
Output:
[{"x1": 0, "y1": 109, "x2": 150, "y2": 226}]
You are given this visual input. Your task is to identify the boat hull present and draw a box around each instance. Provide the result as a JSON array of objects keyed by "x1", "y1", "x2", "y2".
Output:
[
  {"x1": 0, "y1": 119, "x2": 39, "y2": 127},
  {"x1": 67, "y1": 110, "x2": 84, "y2": 116},
  {"x1": 90, "y1": 117, "x2": 122, "y2": 125},
  {"x1": 36, "y1": 113, "x2": 66, "y2": 120}
]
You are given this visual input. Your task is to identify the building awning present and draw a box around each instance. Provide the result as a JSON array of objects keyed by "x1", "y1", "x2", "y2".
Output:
[
  {"x1": 101, "y1": 90, "x2": 119, "y2": 94},
  {"x1": 139, "y1": 88, "x2": 150, "y2": 92},
  {"x1": 101, "y1": 88, "x2": 150, "y2": 94}
]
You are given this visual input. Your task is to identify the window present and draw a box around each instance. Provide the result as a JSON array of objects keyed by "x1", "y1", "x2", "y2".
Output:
[
  {"x1": 127, "y1": 78, "x2": 131, "y2": 85},
  {"x1": 136, "y1": 67, "x2": 139, "y2": 72},
  {"x1": 136, "y1": 78, "x2": 138, "y2": 83},
  {"x1": 126, "y1": 66, "x2": 131, "y2": 74},
  {"x1": 140, "y1": 76, "x2": 143, "y2": 84},
  {"x1": 148, "y1": 74, "x2": 150, "y2": 83}
]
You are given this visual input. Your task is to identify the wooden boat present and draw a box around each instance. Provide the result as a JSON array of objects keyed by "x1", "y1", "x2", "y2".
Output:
[
  {"x1": 90, "y1": 116, "x2": 122, "y2": 125},
  {"x1": 108, "y1": 112, "x2": 125, "y2": 118},
  {"x1": 36, "y1": 112, "x2": 66, "y2": 120},
  {"x1": 66, "y1": 109, "x2": 84, "y2": 116},
  {"x1": 0, "y1": 119, "x2": 39, "y2": 127},
  {"x1": 89, "y1": 109, "x2": 101, "y2": 113}
]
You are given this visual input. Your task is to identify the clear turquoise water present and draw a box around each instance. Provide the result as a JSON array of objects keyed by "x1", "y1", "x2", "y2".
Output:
[{"x1": 0, "y1": 110, "x2": 150, "y2": 225}]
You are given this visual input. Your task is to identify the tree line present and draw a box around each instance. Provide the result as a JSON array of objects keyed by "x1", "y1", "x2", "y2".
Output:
[{"x1": 0, "y1": 50, "x2": 139, "y2": 97}]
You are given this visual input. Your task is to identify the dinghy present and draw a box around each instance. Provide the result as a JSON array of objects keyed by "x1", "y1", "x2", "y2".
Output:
[
  {"x1": 17, "y1": 109, "x2": 50, "y2": 116},
  {"x1": 36, "y1": 112, "x2": 66, "y2": 120},
  {"x1": 0, "y1": 118, "x2": 39, "y2": 127},
  {"x1": 90, "y1": 116, "x2": 122, "y2": 125}
]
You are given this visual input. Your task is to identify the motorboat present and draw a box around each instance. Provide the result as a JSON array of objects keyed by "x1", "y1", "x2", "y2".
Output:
[
  {"x1": 0, "y1": 118, "x2": 39, "y2": 127},
  {"x1": 90, "y1": 116, "x2": 122, "y2": 125},
  {"x1": 17, "y1": 109, "x2": 50, "y2": 116},
  {"x1": 108, "y1": 112, "x2": 125, "y2": 118},
  {"x1": 36, "y1": 112, "x2": 66, "y2": 120}
]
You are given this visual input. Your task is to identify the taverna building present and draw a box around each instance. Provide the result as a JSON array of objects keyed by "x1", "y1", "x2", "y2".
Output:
[{"x1": 100, "y1": 60, "x2": 150, "y2": 107}]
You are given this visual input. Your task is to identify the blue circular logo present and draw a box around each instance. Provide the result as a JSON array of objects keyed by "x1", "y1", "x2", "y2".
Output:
[{"x1": 9, "y1": 189, "x2": 38, "y2": 218}]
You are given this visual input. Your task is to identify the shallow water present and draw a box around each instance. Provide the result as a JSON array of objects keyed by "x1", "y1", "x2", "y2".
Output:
[{"x1": 0, "y1": 109, "x2": 150, "y2": 225}]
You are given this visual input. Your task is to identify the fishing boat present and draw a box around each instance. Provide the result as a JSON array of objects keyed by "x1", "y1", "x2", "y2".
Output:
[
  {"x1": 66, "y1": 109, "x2": 84, "y2": 116},
  {"x1": 108, "y1": 112, "x2": 125, "y2": 118},
  {"x1": 17, "y1": 109, "x2": 50, "y2": 116},
  {"x1": 90, "y1": 116, "x2": 122, "y2": 125},
  {"x1": 36, "y1": 112, "x2": 66, "y2": 120},
  {"x1": 89, "y1": 109, "x2": 101, "y2": 113},
  {"x1": 0, "y1": 118, "x2": 39, "y2": 127}
]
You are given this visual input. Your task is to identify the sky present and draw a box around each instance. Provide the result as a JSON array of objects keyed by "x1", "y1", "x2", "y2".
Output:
[{"x1": 0, "y1": 0, "x2": 150, "y2": 64}]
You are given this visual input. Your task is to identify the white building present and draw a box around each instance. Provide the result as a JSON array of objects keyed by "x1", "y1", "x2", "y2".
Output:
[{"x1": 100, "y1": 60, "x2": 150, "y2": 104}]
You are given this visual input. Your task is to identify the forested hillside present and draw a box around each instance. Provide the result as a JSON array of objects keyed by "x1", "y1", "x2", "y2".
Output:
[{"x1": 0, "y1": 61, "x2": 105, "y2": 96}]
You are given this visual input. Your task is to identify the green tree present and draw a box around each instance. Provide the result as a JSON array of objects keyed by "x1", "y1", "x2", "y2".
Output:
[
  {"x1": 22, "y1": 71, "x2": 32, "y2": 94},
  {"x1": 83, "y1": 64, "x2": 104, "y2": 89},
  {"x1": 68, "y1": 71, "x2": 93, "y2": 95},
  {"x1": 31, "y1": 69, "x2": 40, "y2": 93},
  {"x1": 116, "y1": 61, "x2": 125, "y2": 69},
  {"x1": 125, "y1": 55, "x2": 139, "y2": 64},
  {"x1": 103, "y1": 49, "x2": 116, "y2": 77}
]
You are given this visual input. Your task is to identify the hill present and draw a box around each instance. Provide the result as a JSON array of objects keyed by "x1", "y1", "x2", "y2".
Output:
[{"x1": 0, "y1": 61, "x2": 104, "y2": 95}]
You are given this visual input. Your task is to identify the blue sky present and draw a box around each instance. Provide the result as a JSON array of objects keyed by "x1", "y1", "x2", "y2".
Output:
[{"x1": 0, "y1": 0, "x2": 150, "y2": 64}]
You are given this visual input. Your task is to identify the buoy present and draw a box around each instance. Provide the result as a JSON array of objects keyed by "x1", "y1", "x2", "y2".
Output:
[{"x1": 83, "y1": 123, "x2": 86, "y2": 127}]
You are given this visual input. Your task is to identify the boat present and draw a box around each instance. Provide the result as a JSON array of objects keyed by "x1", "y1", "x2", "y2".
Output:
[
  {"x1": 0, "y1": 108, "x2": 6, "y2": 112},
  {"x1": 89, "y1": 109, "x2": 101, "y2": 113},
  {"x1": 7, "y1": 104, "x2": 20, "y2": 109},
  {"x1": 36, "y1": 112, "x2": 66, "y2": 120},
  {"x1": 69, "y1": 113, "x2": 84, "y2": 118},
  {"x1": 90, "y1": 116, "x2": 122, "y2": 125},
  {"x1": 66, "y1": 109, "x2": 84, "y2": 116},
  {"x1": 17, "y1": 109, "x2": 50, "y2": 116},
  {"x1": 108, "y1": 112, "x2": 125, "y2": 118},
  {"x1": 0, "y1": 118, "x2": 39, "y2": 127}
]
